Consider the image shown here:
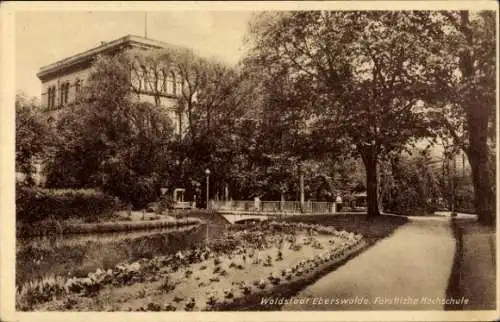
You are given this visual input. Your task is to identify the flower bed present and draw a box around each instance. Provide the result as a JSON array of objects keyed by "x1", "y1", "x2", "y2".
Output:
[{"x1": 17, "y1": 221, "x2": 369, "y2": 311}]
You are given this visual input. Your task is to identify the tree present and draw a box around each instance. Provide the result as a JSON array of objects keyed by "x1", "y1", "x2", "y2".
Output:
[
  {"x1": 120, "y1": 46, "x2": 260, "y2": 201},
  {"x1": 171, "y1": 51, "x2": 258, "y2": 199},
  {"x1": 45, "y1": 54, "x2": 176, "y2": 208},
  {"x1": 246, "y1": 11, "x2": 443, "y2": 216},
  {"x1": 15, "y1": 92, "x2": 52, "y2": 185},
  {"x1": 433, "y1": 11, "x2": 496, "y2": 226},
  {"x1": 383, "y1": 148, "x2": 444, "y2": 216}
]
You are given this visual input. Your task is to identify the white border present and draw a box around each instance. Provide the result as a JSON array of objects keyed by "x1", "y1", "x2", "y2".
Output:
[{"x1": 1, "y1": 2, "x2": 498, "y2": 322}]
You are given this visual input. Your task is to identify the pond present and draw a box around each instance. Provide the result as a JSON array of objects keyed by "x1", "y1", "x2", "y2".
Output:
[{"x1": 16, "y1": 222, "x2": 219, "y2": 287}]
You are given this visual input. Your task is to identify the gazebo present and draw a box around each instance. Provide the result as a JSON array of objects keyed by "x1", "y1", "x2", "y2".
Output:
[{"x1": 172, "y1": 188, "x2": 195, "y2": 209}]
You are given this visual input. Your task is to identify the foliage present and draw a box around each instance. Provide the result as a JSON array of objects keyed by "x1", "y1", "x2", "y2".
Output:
[
  {"x1": 16, "y1": 183, "x2": 118, "y2": 224},
  {"x1": 16, "y1": 276, "x2": 67, "y2": 310},
  {"x1": 382, "y1": 149, "x2": 443, "y2": 216},
  {"x1": 15, "y1": 92, "x2": 53, "y2": 185},
  {"x1": 121, "y1": 47, "x2": 261, "y2": 203},
  {"x1": 429, "y1": 11, "x2": 496, "y2": 225},
  {"x1": 245, "y1": 11, "x2": 446, "y2": 216},
  {"x1": 44, "y1": 54, "x2": 176, "y2": 208}
]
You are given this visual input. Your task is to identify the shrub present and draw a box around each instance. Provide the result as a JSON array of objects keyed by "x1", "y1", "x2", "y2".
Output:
[
  {"x1": 102, "y1": 174, "x2": 159, "y2": 210},
  {"x1": 16, "y1": 276, "x2": 67, "y2": 310},
  {"x1": 16, "y1": 183, "x2": 118, "y2": 224}
]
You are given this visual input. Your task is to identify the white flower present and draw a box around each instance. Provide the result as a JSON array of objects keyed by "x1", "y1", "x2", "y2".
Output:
[{"x1": 129, "y1": 262, "x2": 141, "y2": 271}]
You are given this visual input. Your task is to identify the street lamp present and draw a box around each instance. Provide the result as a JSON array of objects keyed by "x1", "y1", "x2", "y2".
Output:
[{"x1": 205, "y1": 169, "x2": 211, "y2": 209}]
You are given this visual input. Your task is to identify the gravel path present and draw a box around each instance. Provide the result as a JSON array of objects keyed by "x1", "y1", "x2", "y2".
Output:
[{"x1": 282, "y1": 216, "x2": 457, "y2": 310}]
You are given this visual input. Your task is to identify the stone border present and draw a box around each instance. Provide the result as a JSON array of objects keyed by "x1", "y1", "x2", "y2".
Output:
[{"x1": 17, "y1": 218, "x2": 203, "y2": 237}]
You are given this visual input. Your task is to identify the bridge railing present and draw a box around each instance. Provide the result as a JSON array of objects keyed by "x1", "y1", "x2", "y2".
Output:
[
  {"x1": 173, "y1": 201, "x2": 195, "y2": 209},
  {"x1": 210, "y1": 200, "x2": 256, "y2": 212},
  {"x1": 209, "y1": 200, "x2": 336, "y2": 214}
]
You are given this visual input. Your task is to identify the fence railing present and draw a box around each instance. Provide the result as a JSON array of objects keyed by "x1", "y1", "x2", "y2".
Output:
[
  {"x1": 209, "y1": 200, "x2": 337, "y2": 214},
  {"x1": 173, "y1": 201, "x2": 196, "y2": 209}
]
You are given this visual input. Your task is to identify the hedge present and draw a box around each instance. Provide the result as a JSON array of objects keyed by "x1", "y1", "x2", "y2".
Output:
[{"x1": 16, "y1": 183, "x2": 118, "y2": 224}]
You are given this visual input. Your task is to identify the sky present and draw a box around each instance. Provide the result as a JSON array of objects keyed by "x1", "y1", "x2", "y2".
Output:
[{"x1": 15, "y1": 11, "x2": 254, "y2": 99}]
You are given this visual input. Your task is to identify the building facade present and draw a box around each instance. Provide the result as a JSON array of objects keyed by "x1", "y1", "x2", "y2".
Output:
[{"x1": 37, "y1": 34, "x2": 188, "y2": 135}]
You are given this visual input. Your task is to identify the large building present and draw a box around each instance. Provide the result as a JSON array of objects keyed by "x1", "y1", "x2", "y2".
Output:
[{"x1": 37, "y1": 34, "x2": 188, "y2": 135}]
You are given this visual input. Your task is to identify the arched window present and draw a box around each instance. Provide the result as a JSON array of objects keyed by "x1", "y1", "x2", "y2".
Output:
[
  {"x1": 147, "y1": 67, "x2": 156, "y2": 92},
  {"x1": 59, "y1": 85, "x2": 63, "y2": 106},
  {"x1": 159, "y1": 70, "x2": 167, "y2": 93},
  {"x1": 47, "y1": 87, "x2": 54, "y2": 109},
  {"x1": 138, "y1": 65, "x2": 148, "y2": 92},
  {"x1": 130, "y1": 61, "x2": 143, "y2": 91},
  {"x1": 176, "y1": 77, "x2": 183, "y2": 96},
  {"x1": 62, "y1": 82, "x2": 69, "y2": 105},
  {"x1": 75, "y1": 79, "x2": 81, "y2": 96},
  {"x1": 166, "y1": 71, "x2": 175, "y2": 95},
  {"x1": 52, "y1": 86, "x2": 56, "y2": 108},
  {"x1": 53, "y1": 86, "x2": 56, "y2": 107}
]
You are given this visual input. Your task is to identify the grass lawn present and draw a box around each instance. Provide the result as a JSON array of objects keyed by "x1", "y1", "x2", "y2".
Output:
[{"x1": 447, "y1": 218, "x2": 496, "y2": 310}]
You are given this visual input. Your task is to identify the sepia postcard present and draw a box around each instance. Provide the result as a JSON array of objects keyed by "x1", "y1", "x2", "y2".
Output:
[{"x1": 1, "y1": 1, "x2": 498, "y2": 322}]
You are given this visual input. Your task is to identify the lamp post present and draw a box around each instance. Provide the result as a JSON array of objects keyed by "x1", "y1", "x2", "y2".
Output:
[{"x1": 205, "y1": 169, "x2": 211, "y2": 209}]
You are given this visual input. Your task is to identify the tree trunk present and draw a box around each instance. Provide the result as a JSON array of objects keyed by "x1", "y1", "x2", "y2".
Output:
[
  {"x1": 377, "y1": 160, "x2": 391, "y2": 214},
  {"x1": 299, "y1": 163, "x2": 305, "y2": 213},
  {"x1": 458, "y1": 11, "x2": 496, "y2": 227},
  {"x1": 466, "y1": 130, "x2": 495, "y2": 226},
  {"x1": 360, "y1": 145, "x2": 380, "y2": 217}
]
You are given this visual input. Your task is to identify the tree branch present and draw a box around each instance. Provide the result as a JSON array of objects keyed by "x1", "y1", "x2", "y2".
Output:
[
  {"x1": 282, "y1": 43, "x2": 317, "y2": 78},
  {"x1": 442, "y1": 117, "x2": 467, "y2": 151}
]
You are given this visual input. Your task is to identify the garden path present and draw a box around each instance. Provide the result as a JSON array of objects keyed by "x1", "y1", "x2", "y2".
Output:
[{"x1": 282, "y1": 216, "x2": 457, "y2": 310}]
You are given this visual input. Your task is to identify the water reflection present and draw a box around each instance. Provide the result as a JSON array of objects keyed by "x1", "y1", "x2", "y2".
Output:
[
  {"x1": 17, "y1": 224, "x2": 199, "y2": 250},
  {"x1": 16, "y1": 223, "x2": 207, "y2": 286}
]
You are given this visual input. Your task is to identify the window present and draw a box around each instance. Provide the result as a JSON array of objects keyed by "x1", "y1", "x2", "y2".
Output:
[
  {"x1": 131, "y1": 69, "x2": 142, "y2": 91},
  {"x1": 59, "y1": 85, "x2": 63, "y2": 106},
  {"x1": 47, "y1": 86, "x2": 56, "y2": 109},
  {"x1": 147, "y1": 67, "x2": 156, "y2": 92},
  {"x1": 159, "y1": 70, "x2": 167, "y2": 93},
  {"x1": 167, "y1": 71, "x2": 175, "y2": 95},
  {"x1": 130, "y1": 61, "x2": 143, "y2": 91},
  {"x1": 59, "y1": 82, "x2": 69, "y2": 106},
  {"x1": 176, "y1": 78, "x2": 183, "y2": 96},
  {"x1": 138, "y1": 66, "x2": 148, "y2": 92},
  {"x1": 51, "y1": 86, "x2": 56, "y2": 108},
  {"x1": 75, "y1": 79, "x2": 81, "y2": 96},
  {"x1": 63, "y1": 82, "x2": 69, "y2": 105},
  {"x1": 64, "y1": 83, "x2": 69, "y2": 104}
]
